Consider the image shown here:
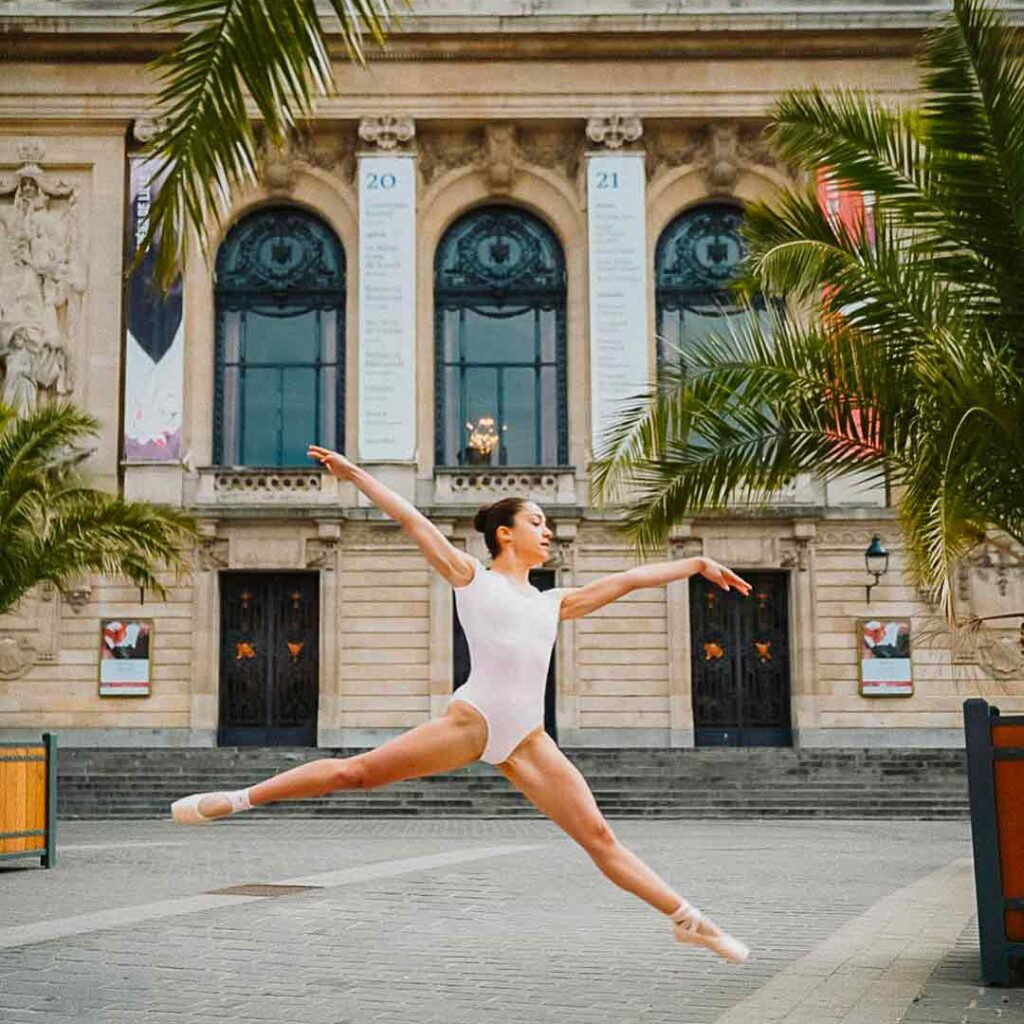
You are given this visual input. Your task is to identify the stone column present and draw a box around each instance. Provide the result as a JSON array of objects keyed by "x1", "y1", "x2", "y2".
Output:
[
  {"x1": 667, "y1": 525, "x2": 699, "y2": 747},
  {"x1": 783, "y1": 521, "x2": 818, "y2": 746},
  {"x1": 309, "y1": 521, "x2": 341, "y2": 746},
  {"x1": 551, "y1": 522, "x2": 580, "y2": 736},
  {"x1": 190, "y1": 520, "x2": 227, "y2": 746}
]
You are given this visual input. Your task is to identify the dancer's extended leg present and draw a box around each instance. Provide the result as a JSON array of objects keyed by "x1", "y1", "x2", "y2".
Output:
[
  {"x1": 173, "y1": 701, "x2": 487, "y2": 821},
  {"x1": 498, "y1": 729, "x2": 748, "y2": 962}
]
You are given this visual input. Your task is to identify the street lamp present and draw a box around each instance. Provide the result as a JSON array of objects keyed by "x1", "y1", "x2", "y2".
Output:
[{"x1": 864, "y1": 534, "x2": 889, "y2": 604}]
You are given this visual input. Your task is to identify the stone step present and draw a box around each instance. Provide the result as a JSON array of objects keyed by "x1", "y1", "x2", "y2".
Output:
[{"x1": 54, "y1": 747, "x2": 969, "y2": 819}]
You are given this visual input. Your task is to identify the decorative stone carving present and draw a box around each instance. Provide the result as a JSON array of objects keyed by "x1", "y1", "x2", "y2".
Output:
[
  {"x1": 418, "y1": 125, "x2": 583, "y2": 190},
  {"x1": 585, "y1": 115, "x2": 643, "y2": 150},
  {"x1": 976, "y1": 628, "x2": 1024, "y2": 679},
  {"x1": 518, "y1": 127, "x2": 584, "y2": 182},
  {"x1": 131, "y1": 118, "x2": 162, "y2": 144},
  {"x1": 305, "y1": 537, "x2": 338, "y2": 571},
  {"x1": 0, "y1": 140, "x2": 85, "y2": 417},
  {"x1": 418, "y1": 128, "x2": 482, "y2": 186},
  {"x1": 0, "y1": 634, "x2": 36, "y2": 679},
  {"x1": 817, "y1": 528, "x2": 887, "y2": 549},
  {"x1": 254, "y1": 125, "x2": 357, "y2": 189},
  {"x1": 957, "y1": 536, "x2": 1023, "y2": 619},
  {"x1": 197, "y1": 537, "x2": 229, "y2": 571},
  {"x1": 0, "y1": 579, "x2": 59, "y2": 677},
  {"x1": 434, "y1": 468, "x2": 577, "y2": 505},
  {"x1": 358, "y1": 115, "x2": 415, "y2": 152},
  {"x1": 63, "y1": 585, "x2": 92, "y2": 613},
  {"x1": 645, "y1": 125, "x2": 699, "y2": 181},
  {"x1": 543, "y1": 538, "x2": 575, "y2": 571},
  {"x1": 261, "y1": 139, "x2": 298, "y2": 195},
  {"x1": 696, "y1": 122, "x2": 782, "y2": 194},
  {"x1": 481, "y1": 123, "x2": 520, "y2": 194}
]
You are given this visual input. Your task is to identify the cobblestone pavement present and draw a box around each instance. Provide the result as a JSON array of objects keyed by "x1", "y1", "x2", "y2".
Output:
[{"x1": 0, "y1": 817, "x2": 1018, "y2": 1024}]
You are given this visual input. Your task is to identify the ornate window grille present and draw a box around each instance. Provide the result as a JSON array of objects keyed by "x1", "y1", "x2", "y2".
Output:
[
  {"x1": 655, "y1": 202, "x2": 768, "y2": 370},
  {"x1": 434, "y1": 205, "x2": 568, "y2": 468},
  {"x1": 214, "y1": 207, "x2": 345, "y2": 467}
]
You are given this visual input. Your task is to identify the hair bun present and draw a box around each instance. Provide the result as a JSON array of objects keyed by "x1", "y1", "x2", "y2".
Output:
[{"x1": 473, "y1": 504, "x2": 492, "y2": 533}]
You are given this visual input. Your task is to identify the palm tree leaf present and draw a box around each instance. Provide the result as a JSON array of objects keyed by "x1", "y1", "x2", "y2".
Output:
[{"x1": 134, "y1": 0, "x2": 403, "y2": 289}]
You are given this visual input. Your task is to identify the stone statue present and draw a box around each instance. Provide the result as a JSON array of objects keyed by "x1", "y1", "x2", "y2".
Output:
[{"x1": 0, "y1": 141, "x2": 84, "y2": 415}]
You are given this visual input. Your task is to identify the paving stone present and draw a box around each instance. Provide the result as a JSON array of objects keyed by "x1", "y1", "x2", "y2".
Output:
[{"x1": 0, "y1": 818, "x2": 1012, "y2": 1023}]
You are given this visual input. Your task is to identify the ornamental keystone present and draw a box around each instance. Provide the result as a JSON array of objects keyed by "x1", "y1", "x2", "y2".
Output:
[
  {"x1": 358, "y1": 116, "x2": 416, "y2": 151},
  {"x1": 586, "y1": 115, "x2": 643, "y2": 150}
]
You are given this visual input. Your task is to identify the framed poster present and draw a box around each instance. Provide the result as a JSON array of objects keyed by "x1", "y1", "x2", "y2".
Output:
[
  {"x1": 857, "y1": 618, "x2": 913, "y2": 697},
  {"x1": 99, "y1": 619, "x2": 153, "y2": 697}
]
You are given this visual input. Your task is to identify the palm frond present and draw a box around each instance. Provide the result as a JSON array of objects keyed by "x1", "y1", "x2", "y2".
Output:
[
  {"x1": 134, "y1": 0, "x2": 403, "y2": 289},
  {"x1": 0, "y1": 402, "x2": 200, "y2": 615}
]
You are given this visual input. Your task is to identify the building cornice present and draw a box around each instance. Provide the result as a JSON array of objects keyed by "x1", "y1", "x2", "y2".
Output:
[{"x1": 4, "y1": 3, "x2": 1024, "y2": 63}]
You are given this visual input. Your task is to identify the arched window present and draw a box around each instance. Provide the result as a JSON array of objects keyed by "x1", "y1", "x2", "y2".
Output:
[
  {"x1": 655, "y1": 202, "x2": 766, "y2": 369},
  {"x1": 214, "y1": 207, "x2": 345, "y2": 467},
  {"x1": 435, "y1": 205, "x2": 568, "y2": 468}
]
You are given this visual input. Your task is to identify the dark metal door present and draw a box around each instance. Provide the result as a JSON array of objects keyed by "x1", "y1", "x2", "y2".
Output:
[
  {"x1": 219, "y1": 573, "x2": 319, "y2": 746},
  {"x1": 453, "y1": 568, "x2": 558, "y2": 742},
  {"x1": 690, "y1": 572, "x2": 792, "y2": 747}
]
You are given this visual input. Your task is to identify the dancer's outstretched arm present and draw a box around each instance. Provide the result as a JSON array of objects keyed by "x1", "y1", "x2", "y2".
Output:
[
  {"x1": 307, "y1": 444, "x2": 475, "y2": 587},
  {"x1": 559, "y1": 554, "x2": 751, "y2": 621}
]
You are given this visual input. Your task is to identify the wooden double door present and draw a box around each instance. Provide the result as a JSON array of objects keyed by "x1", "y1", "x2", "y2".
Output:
[
  {"x1": 219, "y1": 573, "x2": 319, "y2": 747},
  {"x1": 689, "y1": 572, "x2": 792, "y2": 747}
]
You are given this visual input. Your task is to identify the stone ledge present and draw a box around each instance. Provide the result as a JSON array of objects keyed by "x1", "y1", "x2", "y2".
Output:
[
  {"x1": 433, "y1": 466, "x2": 578, "y2": 504},
  {"x1": 193, "y1": 467, "x2": 346, "y2": 508}
]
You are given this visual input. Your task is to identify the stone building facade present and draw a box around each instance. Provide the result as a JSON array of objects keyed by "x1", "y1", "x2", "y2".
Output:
[{"x1": 1, "y1": 1, "x2": 1022, "y2": 750}]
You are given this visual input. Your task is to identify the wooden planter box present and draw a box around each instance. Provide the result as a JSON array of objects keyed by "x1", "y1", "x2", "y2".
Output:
[
  {"x1": 964, "y1": 699, "x2": 1024, "y2": 986},
  {"x1": 0, "y1": 734, "x2": 57, "y2": 869}
]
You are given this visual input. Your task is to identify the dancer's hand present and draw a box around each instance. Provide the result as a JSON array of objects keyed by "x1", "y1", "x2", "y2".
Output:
[
  {"x1": 699, "y1": 557, "x2": 752, "y2": 595},
  {"x1": 308, "y1": 444, "x2": 358, "y2": 481}
]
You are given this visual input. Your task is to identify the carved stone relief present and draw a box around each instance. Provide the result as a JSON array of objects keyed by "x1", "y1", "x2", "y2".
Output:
[
  {"x1": 953, "y1": 536, "x2": 1024, "y2": 679},
  {"x1": 358, "y1": 115, "x2": 415, "y2": 152},
  {"x1": 0, "y1": 635, "x2": 37, "y2": 680},
  {"x1": 418, "y1": 127, "x2": 482, "y2": 186},
  {"x1": 418, "y1": 124, "x2": 584, "y2": 190},
  {"x1": 197, "y1": 536, "x2": 229, "y2": 572},
  {"x1": 0, "y1": 140, "x2": 86, "y2": 417},
  {"x1": 306, "y1": 537, "x2": 338, "y2": 571},
  {"x1": 645, "y1": 121, "x2": 787, "y2": 189},
  {"x1": 257, "y1": 125, "x2": 357, "y2": 190},
  {"x1": 585, "y1": 115, "x2": 643, "y2": 151},
  {"x1": 0, "y1": 581, "x2": 60, "y2": 677},
  {"x1": 481, "y1": 123, "x2": 520, "y2": 194}
]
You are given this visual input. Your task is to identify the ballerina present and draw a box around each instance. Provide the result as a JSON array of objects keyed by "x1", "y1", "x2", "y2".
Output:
[{"x1": 172, "y1": 443, "x2": 753, "y2": 963}]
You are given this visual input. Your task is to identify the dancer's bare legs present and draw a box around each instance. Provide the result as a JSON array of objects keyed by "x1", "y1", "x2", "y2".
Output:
[
  {"x1": 498, "y1": 729, "x2": 725, "y2": 942},
  {"x1": 194, "y1": 700, "x2": 487, "y2": 818}
]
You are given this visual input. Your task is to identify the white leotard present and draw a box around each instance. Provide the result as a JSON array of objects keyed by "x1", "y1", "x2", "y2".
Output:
[{"x1": 448, "y1": 556, "x2": 567, "y2": 765}]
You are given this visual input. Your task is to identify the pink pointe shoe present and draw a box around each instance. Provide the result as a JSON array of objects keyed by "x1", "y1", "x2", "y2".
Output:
[
  {"x1": 171, "y1": 792, "x2": 229, "y2": 825},
  {"x1": 672, "y1": 904, "x2": 750, "y2": 963}
]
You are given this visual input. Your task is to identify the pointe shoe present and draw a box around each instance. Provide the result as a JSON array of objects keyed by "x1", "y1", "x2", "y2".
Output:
[
  {"x1": 672, "y1": 904, "x2": 750, "y2": 963},
  {"x1": 170, "y1": 792, "x2": 231, "y2": 825}
]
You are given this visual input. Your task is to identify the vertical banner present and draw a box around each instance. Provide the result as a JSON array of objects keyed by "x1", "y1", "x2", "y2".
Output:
[
  {"x1": 586, "y1": 152, "x2": 649, "y2": 457},
  {"x1": 358, "y1": 154, "x2": 416, "y2": 460},
  {"x1": 123, "y1": 158, "x2": 184, "y2": 461}
]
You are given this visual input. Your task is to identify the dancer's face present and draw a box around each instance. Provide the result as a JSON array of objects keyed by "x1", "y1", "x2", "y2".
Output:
[{"x1": 497, "y1": 501, "x2": 553, "y2": 566}]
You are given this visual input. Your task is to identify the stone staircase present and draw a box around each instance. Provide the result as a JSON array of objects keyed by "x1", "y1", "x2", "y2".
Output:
[{"x1": 56, "y1": 747, "x2": 969, "y2": 819}]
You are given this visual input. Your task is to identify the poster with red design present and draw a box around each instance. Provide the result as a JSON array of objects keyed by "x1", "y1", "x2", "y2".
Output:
[
  {"x1": 857, "y1": 618, "x2": 913, "y2": 697},
  {"x1": 99, "y1": 619, "x2": 153, "y2": 696}
]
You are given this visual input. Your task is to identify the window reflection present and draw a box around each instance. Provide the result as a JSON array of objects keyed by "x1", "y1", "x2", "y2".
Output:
[
  {"x1": 215, "y1": 208, "x2": 345, "y2": 467},
  {"x1": 435, "y1": 206, "x2": 567, "y2": 467},
  {"x1": 655, "y1": 203, "x2": 768, "y2": 370}
]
